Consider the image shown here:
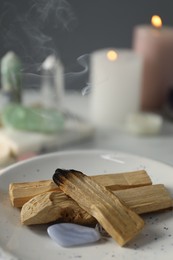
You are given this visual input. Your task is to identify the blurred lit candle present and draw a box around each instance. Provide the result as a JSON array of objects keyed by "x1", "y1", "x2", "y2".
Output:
[
  {"x1": 90, "y1": 48, "x2": 142, "y2": 129},
  {"x1": 133, "y1": 15, "x2": 173, "y2": 110}
]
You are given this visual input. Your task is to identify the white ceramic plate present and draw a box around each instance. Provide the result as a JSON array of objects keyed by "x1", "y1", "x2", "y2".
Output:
[{"x1": 0, "y1": 150, "x2": 173, "y2": 260}]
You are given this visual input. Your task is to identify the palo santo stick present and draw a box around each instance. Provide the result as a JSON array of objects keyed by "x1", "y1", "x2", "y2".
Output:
[
  {"x1": 9, "y1": 180, "x2": 57, "y2": 208},
  {"x1": 21, "y1": 190, "x2": 95, "y2": 226},
  {"x1": 9, "y1": 170, "x2": 152, "y2": 208},
  {"x1": 21, "y1": 184, "x2": 173, "y2": 226},
  {"x1": 52, "y1": 169, "x2": 144, "y2": 246},
  {"x1": 115, "y1": 184, "x2": 173, "y2": 214}
]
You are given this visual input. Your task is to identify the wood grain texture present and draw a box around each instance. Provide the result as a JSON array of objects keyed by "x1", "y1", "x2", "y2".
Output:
[
  {"x1": 52, "y1": 169, "x2": 145, "y2": 246},
  {"x1": 9, "y1": 170, "x2": 151, "y2": 208},
  {"x1": 21, "y1": 184, "x2": 173, "y2": 226}
]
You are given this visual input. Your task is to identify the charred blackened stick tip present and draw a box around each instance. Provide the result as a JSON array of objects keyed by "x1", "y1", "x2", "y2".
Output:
[
  {"x1": 52, "y1": 168, "x2": 84, "y2": 186},
  {"x1": 52, "y1": 169, "x2": 66, "y2": 186}
]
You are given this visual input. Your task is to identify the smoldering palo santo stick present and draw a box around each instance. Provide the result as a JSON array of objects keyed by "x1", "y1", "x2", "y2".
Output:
[
  {"x1": 9, "y1": 170, "x2": 152, "y2": 208},
  {"x1": 52, "y1": 169, "x2": 144, "y2": 246}
]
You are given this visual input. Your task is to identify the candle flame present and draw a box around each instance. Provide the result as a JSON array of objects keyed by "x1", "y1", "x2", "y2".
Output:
[
  {"x1": 107, "y1": 50, "x2": 118, "y2": 61},
  {"x1": 151, "y1": 15, "x2": 162, "y2": 28}
]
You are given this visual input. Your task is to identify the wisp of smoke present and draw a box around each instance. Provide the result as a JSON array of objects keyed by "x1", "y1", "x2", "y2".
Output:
[
  {"x1": 32, "y1": 0, "x2": 77, "y2": 30},
  {"x1": 0, "y1": 1, "x2": 89, "y2": 93},
  {"x1": 0, "y1": 0, "x2": 77, "y2": 68},
  {"x1": 65, "y1": 54, "x2": 90, "y2": 91}
]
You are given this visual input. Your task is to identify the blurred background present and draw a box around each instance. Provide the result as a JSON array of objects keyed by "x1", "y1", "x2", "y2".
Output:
[
  {"x1": 0, "y1": 0, "x2": 173, "y2": 165},
  {"x1": 0, "y1": 0, "x2": 173, "y2": 89}
]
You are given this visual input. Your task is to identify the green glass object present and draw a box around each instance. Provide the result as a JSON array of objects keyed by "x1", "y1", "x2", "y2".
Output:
[
  {"x1": 1, "y1": 104, "x2": 64, "y2": 134},
  {"x1": 1, "y1": 51, "x2": 22, "y2": 102}
]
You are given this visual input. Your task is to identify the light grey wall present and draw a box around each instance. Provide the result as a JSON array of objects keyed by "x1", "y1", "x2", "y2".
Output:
[{"x1": 0, "y1": 0, "x2": 173, "y2": 88}]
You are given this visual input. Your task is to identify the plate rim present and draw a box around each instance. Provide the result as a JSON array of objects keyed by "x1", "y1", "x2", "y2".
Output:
[
  {"x1": 1, "y1": 148, "x2": 173, "y2": 176},
  {"x1": 0, "y1": 149, "x2": 173, "y2": 177}
]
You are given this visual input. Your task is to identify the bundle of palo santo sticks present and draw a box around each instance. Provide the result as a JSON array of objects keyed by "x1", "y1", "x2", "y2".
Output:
[{"x1": 9, "y1": 169, "x2": 173, "y2": 246}]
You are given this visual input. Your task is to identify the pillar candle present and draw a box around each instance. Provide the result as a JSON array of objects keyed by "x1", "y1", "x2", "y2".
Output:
[
  {"x1": 133, "y1": 15, "x2": 173, "y2": 111},
  {"x1": 90, "y1": 48, "x2": 142, "y2": 129}
]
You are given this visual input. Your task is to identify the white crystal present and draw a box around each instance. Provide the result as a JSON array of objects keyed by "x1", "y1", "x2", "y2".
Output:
[{"x1": 47, "y1": 223, "x2": 101, "y2": 247}]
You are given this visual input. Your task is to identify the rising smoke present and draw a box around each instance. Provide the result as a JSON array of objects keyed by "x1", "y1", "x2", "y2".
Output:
[
  {"x1": 0, "y1": 0, "x2": 89, "y2": 91},
  {"x1": 0, "y1": 0, "x2": 77, "y2": 69}
]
